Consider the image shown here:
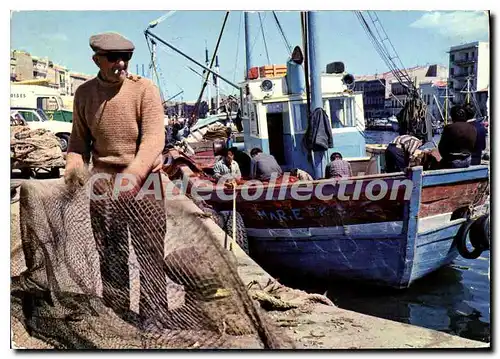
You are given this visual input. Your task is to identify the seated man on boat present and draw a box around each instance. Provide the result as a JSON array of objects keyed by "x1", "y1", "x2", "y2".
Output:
[
  {"x1": 290, "y1": 168, "x2": 314, "y2": 181},
  {"x1": 463, "y1": 103, "x2": 487, "y2": 166},
  {"x1": 324, "y1": 152, "x2": 352, "y2": 179},
  {"x1": 213, "y1": 147, "x2": 242, "y2": 181},
  {"x1": 249, "y1": 147, "x2": 283, "y2": 182},
  {"x1": 438, "y1": 104, "x2": 477, "y2": 169},
  {"x1": 384, "y1": 135, "x2": 423, "y2": 173}
]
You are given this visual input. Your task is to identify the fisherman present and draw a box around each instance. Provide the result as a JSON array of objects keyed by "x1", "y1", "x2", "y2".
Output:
[
  {"x1": 463, "y1": 103, "x2": 487, "y2": 165},
  {"x1": 290, "y1": 168, "x2": 314, "y2": 181},
  {"x1": 213, "y1": 147, "x2": 242, "y2": 181},
  {"x1": 64, "y1": 32, "x2": 167, "y2": 328},
  {"x1": 384, "y1": 135, "x2": 423, "y2": 173},
  {"x1": 249, "y1": 147, "x2": 283, "y2": 182},
  {"x1": 438, "y1": 104, "x2": 477, "y2": 169},
  {"x1": 325, "y1": 152, "x2": 352, "y2": 179}
]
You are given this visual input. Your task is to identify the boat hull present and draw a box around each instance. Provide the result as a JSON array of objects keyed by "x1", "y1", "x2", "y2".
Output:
[{"x1": 247, "y1": 219, "x2": 463, "y2": 289}]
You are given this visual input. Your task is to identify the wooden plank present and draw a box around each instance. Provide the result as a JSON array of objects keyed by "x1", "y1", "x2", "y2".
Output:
[
  {"x1": 422, "y1": 165, "x2": 489, "y2": 187},
  {"x1": 419, "y1": 180, "x2": 489, "y2": 218},
  {"x1": 399, "y1": 166, "x2": 423, "y2": 287}
]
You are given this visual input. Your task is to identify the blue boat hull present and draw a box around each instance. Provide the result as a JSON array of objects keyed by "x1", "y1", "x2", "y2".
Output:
[{"x1": 248, "y1": 220, "x2": 463, "y2": 289}]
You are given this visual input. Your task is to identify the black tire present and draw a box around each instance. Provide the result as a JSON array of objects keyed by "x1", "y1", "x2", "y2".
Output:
[
  {"x1": 469, "y1": 214, "x2": 490, "y2": 250},
  {"x1": 20, "y1": 167, "x2": 32, "y2": 179},
  {"x1": 57, "y1": 134, "x2": 70, "y2": 152},
  {"x1": 49, "y1": 167, "x2": 61, "y2": 178},
  {"x1": 455, "y1": 219, "x2": 484, "y2": 260}
]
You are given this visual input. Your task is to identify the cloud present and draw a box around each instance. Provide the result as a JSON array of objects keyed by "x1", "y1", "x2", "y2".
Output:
[
  {"x1": 40, "y1": 33, "x2": 69, "y2": 42},
  {"x1": 410, "y1": 11, "x2": 489, "y2": 41}
]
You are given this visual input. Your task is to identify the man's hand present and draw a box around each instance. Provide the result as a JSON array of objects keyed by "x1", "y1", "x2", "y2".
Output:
[{"x1": 117, "y1": 169, "x2": 144, "y2": 198}]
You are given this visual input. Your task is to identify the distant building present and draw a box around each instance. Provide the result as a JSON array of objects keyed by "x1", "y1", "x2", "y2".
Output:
[
  {"x1": 419, "y1": 80, "x2": 448, "y2": 122},
  {"x1": 355, "y1": 64, "x2": 448, "y2": 119},
  {"x1": 11, "y1": 50, "x2": 34, "y2": 82},
  {"x1": 354, "y1": 76, "x2": 386, "y2": 119},
  {"x1": 70, "y1": 72, "x2": 92, "y2": 95},
  {"x1": 448, "y1": 41, "x2": 489, "y2": 117},
  {"x1": 10, "y1": 48, "x2": 92, "y2": 98}
]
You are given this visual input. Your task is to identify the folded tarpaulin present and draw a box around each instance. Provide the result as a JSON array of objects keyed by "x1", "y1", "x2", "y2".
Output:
[{"x1": 304, "y1": 107, "x2": 334, "y2": 151}]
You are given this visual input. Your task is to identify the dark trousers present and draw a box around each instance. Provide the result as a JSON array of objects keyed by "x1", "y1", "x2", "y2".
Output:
[
  {"x1": 90, "y1": 174, "x2": 167, "y2": 321},
  {"x1": 440, "y1": 154, "x2": 472, "y2": 169},
  {"x1": 385, "y1": 144, "x2": 407, "y2": 173}
]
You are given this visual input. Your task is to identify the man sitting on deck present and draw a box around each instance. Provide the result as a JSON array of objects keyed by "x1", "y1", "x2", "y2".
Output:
[
  {"x1": 384, "y1": 135, "x2": 423, "y2": 173},
  {"x1": 438, "y1": 104, "x2": 477, "y2": 169},
  {"x1": 325, "y1": 152, "x2": 352, "y2": 179},
  {"x1": 249, "y1": 147, "x2": 283, "y2": 182},
  {"x1": 213, "y1": 147, "x2": 241, "y2": 181}
]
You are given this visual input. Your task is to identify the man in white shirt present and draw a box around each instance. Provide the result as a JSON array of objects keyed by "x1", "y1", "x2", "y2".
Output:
[{"x1": 213, "y1": 147, "x2": 242, "y2": 180}]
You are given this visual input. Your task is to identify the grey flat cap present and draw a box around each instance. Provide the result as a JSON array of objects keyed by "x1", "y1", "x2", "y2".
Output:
[{"x1": 89, "y1": 32, "x2": 135, "y2": 53}]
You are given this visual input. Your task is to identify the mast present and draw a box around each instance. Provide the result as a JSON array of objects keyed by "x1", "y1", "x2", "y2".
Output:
[
  {"x1": 307, "y1": 11, "x2": 326, "y2": 179},
  {"x1": 215, "y1": 55, "x2": 220, "y2": 112},
  {"x1": 441, "y1": 85, "x2": 453, "y2": 126},
  {"x1": 205, "y1": 45, "x2": 211, "y2": 111},
  {"x1": 244, "y1": 12, "x2": 254, "y2": 79}
]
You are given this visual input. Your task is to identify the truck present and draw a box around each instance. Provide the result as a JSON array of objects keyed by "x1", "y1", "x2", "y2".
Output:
[{"x1": 10, "y1": 84, "x2": 73, "y2": 123}]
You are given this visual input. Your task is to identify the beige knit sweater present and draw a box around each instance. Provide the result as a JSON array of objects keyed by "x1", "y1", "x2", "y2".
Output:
[{"x1": 67, "y1": 74, "x2": 165, "y2": 179}]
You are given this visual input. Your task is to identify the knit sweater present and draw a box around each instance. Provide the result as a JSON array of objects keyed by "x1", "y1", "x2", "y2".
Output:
[
  {"x1": 438, "y1": 122, "x2": 477, "y2": 161},
  {"x1": 67, "y1": 73, "x2": 165, "y2": 179}
]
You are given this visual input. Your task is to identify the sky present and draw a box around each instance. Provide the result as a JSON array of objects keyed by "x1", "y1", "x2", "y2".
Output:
[{"x1": 10, "y1": 10, "x2": 489, "y2": 101}]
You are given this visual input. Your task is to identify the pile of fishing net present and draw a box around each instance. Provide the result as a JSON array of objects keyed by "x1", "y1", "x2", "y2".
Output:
[
  {"x1": 10, "y1": 172, "x2": 294, "y2": 349},
  {"x1": 10, "y1": 127, "x2": 64, "y2": 168},
  {"x1": 202, "y1": 123, "x2": 231, "y2": 141}
]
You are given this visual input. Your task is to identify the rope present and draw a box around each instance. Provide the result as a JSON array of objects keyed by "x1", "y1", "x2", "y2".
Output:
[
  {"x1": 258, "y1": 12, "x2": 271, "y2": 64},
  {"x1": 192, "y1": 11, "x2": 230, "y2": 124},
  {"x1": 233, "y1": 12, "x2": 243, "y2": 84},
  {"x1": 230, "y1": 184, "x2": 237, "y2": 252},
  {"x1": 272, "y1": 11, "x2": 293, "y2": 55},
  {"x1": 249, "y1": 12, "x2": 268, "y2": 58},
  {"x1": 11, "y1": 127, "x2": 65, "y2": 168}
]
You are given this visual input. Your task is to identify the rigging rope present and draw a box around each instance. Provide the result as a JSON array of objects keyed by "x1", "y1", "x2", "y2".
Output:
[
  {"x1": 272, "y1": 11, "x2": 293, "y2": 55},
  {"x1": 249, "y1": 12, "x2": 268, "y2": 59},
  {"x1": 233, "y1": 12, "x2": 243, "y2": 84},
  {"x1": 191, "y1": 11, "x2": 230, "y2": 125},
  {"x1": 145, "y1": 36, "x2": 166, "y2": 102},
  {"x1": 258, "y1": 12, "x2": 271, "y2": 64}
]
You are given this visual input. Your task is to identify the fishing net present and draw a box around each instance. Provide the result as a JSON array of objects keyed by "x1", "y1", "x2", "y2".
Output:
[
  {"x1": 10, "y1": 170, "x2": 293, "y2": 349},
  {"x1": 10, "y1": 127, "x2": 65, "y2": 168}
]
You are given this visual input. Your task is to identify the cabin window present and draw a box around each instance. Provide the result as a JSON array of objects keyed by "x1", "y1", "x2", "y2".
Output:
[
  {"x1": 37, "y1": 96, "x2": 59, "y2": 111},
  {"x1": 292, "y1": 104, "x2": 309, "y2": 133},
  {"x1": 329, "y1": 98, "x2": 354, "y2": 128}
]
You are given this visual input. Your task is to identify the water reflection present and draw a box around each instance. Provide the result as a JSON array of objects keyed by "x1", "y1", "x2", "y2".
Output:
[{"x1": 324, "y1": 251, "x2": 490, "y2": 343}]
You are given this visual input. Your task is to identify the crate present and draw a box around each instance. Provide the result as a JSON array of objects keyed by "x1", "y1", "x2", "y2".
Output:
[
  {"x1": 247, "y1": 67, "x2": 259, "y2": 80},
  {"x1": 259, "y1": 64, "x2": 287, "y2": 78}
]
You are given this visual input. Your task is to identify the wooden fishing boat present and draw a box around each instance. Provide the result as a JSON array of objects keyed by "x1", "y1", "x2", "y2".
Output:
[
  {"x1": 164, "y1": 148, "x2": 489, "y2": 288},
  {"x1": 151, "y1": 11, "x2": 490, "y2": 288}
]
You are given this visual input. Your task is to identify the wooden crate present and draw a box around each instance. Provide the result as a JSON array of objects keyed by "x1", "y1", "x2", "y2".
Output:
[{"x1": 259, "y1": 64, "x2": 287, "y2": 78}]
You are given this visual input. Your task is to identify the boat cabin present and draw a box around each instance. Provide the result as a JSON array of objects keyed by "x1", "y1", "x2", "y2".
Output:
[{"x1": 240, "y1": 69, "x2": 370, "y2": 177}]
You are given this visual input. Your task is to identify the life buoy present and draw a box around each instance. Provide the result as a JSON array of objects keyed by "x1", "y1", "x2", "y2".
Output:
[
  {"x1": 455, "y1": 218, "x2": 486, "y2": 260},
  {"x1": 469, "y1": 214, "x2": 490, "y2": 250}
]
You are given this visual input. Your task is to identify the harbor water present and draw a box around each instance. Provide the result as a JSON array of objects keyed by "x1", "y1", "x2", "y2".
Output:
[{"x1": 324, "y1": 130, "x2": 490, "y2": 343}]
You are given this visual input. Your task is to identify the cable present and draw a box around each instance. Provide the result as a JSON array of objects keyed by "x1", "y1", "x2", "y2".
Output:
[
  {"x1": 258, "y1": 12, "x2": 271, "y2": 64},
  {"x1": 233, "y1": 12, "x2": 243, "y2": 84},
  {"x1": 192, "y1": 11, "x2": 230, "y2": 124},
  {"x1": 272, "y1": 11, "x2": 293, "y2": 55}
]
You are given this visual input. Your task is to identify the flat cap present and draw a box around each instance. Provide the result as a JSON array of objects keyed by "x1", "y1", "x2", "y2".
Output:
[{"x1": 89, "y1": 32, "x2": 135, "y2": 53}]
